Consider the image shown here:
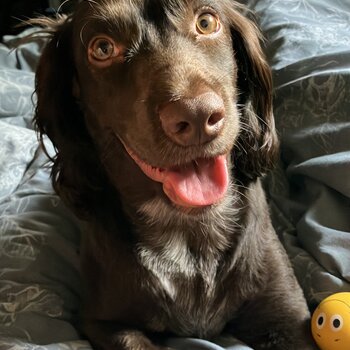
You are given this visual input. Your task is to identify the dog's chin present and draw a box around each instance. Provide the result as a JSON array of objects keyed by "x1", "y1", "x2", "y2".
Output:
[
  {"x1": 119, "y1": 140, "x2": 230, "y2": 213},
  {"x1": 169, "y1": 201, "x2": 219, "y2": 216}
]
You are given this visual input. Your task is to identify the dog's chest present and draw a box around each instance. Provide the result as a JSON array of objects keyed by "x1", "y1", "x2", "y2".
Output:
[{"x1": 137, "y1": 235, "x2": 231, "y2": 337}]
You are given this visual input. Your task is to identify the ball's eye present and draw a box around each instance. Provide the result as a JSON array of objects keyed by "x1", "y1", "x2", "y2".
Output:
[
  {"x1": 331, "y1": 315, "x2": 343, "y2": 332},
  {"x1": 88, "y1": 36, "x2": 122, "y2": 66},
  {"x1": 196, "y1": 13, "x2": 220, "y2": 35},
  {"x1": 316, "y1": 313, "x2": 326, "y2": 329}
]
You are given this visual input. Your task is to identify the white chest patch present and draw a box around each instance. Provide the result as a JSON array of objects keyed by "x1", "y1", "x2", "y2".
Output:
[
  {"x1": 135, "y1": 195, "x2": 238, "y2": 337},
  {"x1": 137, "y1": 238, "x2": 197, "y2": 300}
]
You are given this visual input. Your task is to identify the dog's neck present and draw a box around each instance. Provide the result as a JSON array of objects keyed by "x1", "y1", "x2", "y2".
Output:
[
  {"x1": 120, "y1": 185, "x2": 246, "y2": 326},
  {"x1": 124, "y1": 184, "x2": 243, "y2": 265}
]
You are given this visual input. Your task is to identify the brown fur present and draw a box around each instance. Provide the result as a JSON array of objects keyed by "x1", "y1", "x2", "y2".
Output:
[{"x1": 32, "y1": 1, "x2": 315, "y2": 349}]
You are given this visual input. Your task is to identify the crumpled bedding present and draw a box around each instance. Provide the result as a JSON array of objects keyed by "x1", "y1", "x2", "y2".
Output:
[
  {"x1": 0, "y1": 31, "x2": 88, "y2": 350},
  {"x1": 0, "y1": 1, "x2": 349, "y2": 349},
  {"x1": 248, "y1": 0, "x2": 350, "y2": 307}
]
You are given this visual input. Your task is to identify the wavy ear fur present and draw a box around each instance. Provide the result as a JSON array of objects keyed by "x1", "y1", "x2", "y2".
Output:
[
  {"x1": 33, "y1": 16, "x2": 110, "y2": 218},
  {"x1": 226, "y1": 4, "x2": 279, "y2": 182}
]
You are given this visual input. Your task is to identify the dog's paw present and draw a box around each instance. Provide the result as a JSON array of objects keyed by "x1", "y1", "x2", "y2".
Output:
[
  {"x1": 110, "y1": 330, "x2": 176, "y2": 350},
  {"x1": 249, "y1": 330, "x2": 316, "y2": 350}
]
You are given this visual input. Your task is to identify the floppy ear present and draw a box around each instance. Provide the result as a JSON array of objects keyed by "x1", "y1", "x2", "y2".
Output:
[
  {"x1": 34, "y1": 16, "x2": 108, "y2": 218},
  {"x1": 226, "y1": 5, "x2": 279, "y2": 181}
]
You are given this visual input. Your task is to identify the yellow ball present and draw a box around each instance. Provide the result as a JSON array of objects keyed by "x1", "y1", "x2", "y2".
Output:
[{"x1": 311, "y1": 292, "x2": 350, "y2": 350}]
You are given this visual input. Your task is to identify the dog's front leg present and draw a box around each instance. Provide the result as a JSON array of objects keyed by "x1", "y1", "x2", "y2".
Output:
[
  {"x1": 225, "y1": 290, "x2": 317, "y2": 350},
  {"x1": 83, "y1": 320, "x2": 173, "y2": 350}
]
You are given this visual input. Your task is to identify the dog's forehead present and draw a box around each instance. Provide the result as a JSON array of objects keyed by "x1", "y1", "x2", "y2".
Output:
[
  {"x1": 74, "y1": 0, "x2": 231, "y2": 52},
  {"x1": 77, "y1": 0, "x2": 223, "y2": 30},
  {"x1": 80, "y1": 0, "x2": 220, "y2": 11}
]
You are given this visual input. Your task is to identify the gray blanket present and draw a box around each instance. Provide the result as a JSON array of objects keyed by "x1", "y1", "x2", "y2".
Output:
[{"x1": 0, "y1": 0, "x2": 349, "y2": 349}]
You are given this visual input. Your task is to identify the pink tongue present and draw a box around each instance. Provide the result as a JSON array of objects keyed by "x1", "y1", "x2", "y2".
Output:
[
  {"x1": 125, "y1": 146, "x2": 229, "y2": 208},
  {"x1": 163, "y1": 156, "x2": 229, "y2": 208}
]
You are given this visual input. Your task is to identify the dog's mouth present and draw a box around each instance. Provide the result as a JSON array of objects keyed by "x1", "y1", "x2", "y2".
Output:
[{"x1": 122, "y1": 143, "x2": 229, "y2": 209}]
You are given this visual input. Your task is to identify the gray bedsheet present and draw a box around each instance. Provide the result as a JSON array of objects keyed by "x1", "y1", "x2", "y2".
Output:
[
  {"x1": 0, "y1": 0, "x2": 350, "y2": 349},
  {"x1": 248, "y1": 0, "x2": 350, "y2": 306}
]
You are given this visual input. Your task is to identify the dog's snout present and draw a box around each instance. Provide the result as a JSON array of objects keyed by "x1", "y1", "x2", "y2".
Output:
[{"x1": 159, "y1": 92, "x2": 225, "y2": 146}]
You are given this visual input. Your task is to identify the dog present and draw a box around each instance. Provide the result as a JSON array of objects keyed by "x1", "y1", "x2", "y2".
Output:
[{"x1": 32, "y1": 0, "x2": 315, "y2": 349}]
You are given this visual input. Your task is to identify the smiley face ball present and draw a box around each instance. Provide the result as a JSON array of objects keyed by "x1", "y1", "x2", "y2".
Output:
[{"x1": 311, "y1": 292, "x2": 350, "y2": 350}]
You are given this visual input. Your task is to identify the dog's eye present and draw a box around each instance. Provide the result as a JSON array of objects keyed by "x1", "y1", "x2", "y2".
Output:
[
  {"x1": 89, "y1": 37, "x2": 118, "y2": 60},
  {"x1": 88, "y1": 36, "x2": 123, "y2": 66},
  {"x1": 196, "y1": 13, "x2": 220, "y2": 35}
]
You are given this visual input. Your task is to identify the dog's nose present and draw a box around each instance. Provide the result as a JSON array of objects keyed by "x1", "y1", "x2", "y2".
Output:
[{"x1": 159, "y1": 91, "x2": 225, "y2": 146}]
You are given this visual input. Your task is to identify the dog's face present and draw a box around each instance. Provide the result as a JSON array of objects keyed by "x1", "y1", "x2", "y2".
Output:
[
  {"x1": 34, "y1": 0, "x2": 277, "y2": 217},
  {"x1": 72, "y1": 0, "x2": 238, "y2": 211}
]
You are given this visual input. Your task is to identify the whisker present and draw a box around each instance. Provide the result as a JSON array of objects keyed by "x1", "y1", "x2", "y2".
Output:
[
  {"x1": 57, "y1": 0, "x2": 72, "y2": 14},
  {"x1": 79, "y1": 21, "x2": 90, "y2": 47},
  {"x1": 234, "y1": 139, "x2": 248, "y2": 155}
]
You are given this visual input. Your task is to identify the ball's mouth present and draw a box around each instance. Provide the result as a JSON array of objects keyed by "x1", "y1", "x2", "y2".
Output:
[{"x1": 120, "y1": 139, "x2": 229, "y2": 209}]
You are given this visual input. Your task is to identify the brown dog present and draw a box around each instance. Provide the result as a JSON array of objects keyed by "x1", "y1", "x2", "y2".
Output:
[{"x1": 32, "y1": 0, "x2": 315, "y2": 349}]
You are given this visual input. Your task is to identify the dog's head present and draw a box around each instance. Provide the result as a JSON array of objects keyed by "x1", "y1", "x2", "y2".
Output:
[{"x1": 34, "y1": 0, "x2": 278, "y2": 218}]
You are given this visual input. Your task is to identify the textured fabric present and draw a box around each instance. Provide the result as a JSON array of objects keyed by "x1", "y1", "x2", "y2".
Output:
[
  {"x1": 0, "y1": 121, "x2": 37, "y2": 200},
  {"x1": 245, "y1": 0, "x2": 350, "y2": 307},
  {"x1": 0, "y1": 33, "x2": 85, "y2": 349}
]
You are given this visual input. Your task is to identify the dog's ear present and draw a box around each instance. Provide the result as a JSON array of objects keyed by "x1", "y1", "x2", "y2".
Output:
[
  {"x1": 226, "y1": 5, "x2": 279, "y2": 181},
  {"x1": 34, "y1": 16, "x2": 107, "y2": 217},
  {"x1": 35, "y1": 16, "x2": 78, "y2": 149}
]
